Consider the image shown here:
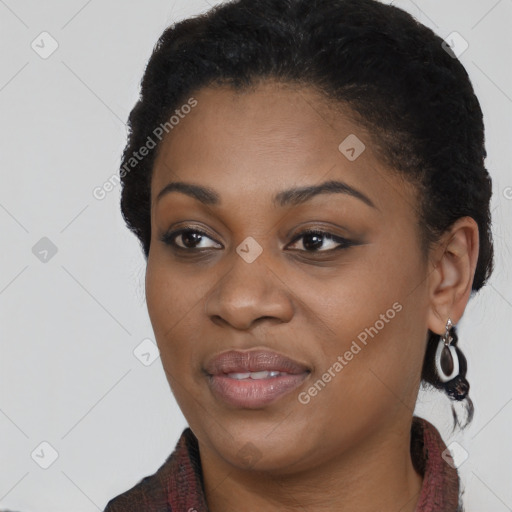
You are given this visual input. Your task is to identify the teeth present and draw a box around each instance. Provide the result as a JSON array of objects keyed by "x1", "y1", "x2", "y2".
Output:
[
  {"x1": 227, "y1": 370, "x2": 284, "y2": 380},
  {"x1": 228, "y1": 372, "x2": 251, "y2": 380},
  {"x1": 250, "y1": 371, "x2": 274, "y2": 380}
]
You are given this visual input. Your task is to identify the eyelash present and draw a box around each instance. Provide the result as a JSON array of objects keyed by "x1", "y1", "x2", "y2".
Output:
[{"x1": 159, "y1": 226, "x2": 354, "y2": 253}]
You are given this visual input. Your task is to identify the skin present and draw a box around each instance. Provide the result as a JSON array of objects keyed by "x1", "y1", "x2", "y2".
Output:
[{"x1": 145, "y1": 80, "x2": 479, "y2": 511}]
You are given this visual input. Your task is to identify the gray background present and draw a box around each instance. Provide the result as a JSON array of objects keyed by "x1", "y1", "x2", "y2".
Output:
[{"x1": 0, "y1": 0, "x2": 511, "y2": 510}]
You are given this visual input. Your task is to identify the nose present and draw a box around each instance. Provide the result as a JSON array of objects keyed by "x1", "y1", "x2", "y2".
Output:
[{"x1": 204, "y1": 248, "x2": 294, "y2": 331}]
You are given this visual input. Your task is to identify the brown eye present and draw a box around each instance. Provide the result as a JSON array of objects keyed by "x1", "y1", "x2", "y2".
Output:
[
  {"x1": 287, "y1": 229, "x2": 353, "y2": 252},
  {"x1": 160, "y1": 228, "x2": 222, "y2": 250}
]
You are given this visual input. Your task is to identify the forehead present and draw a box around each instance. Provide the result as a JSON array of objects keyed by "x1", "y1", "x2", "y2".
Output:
[{"x1": 150, "y1": 81, "x2": 416, "y2": 216}]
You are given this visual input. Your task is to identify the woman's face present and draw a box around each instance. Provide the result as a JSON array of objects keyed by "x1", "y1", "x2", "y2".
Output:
[{"x1": 145, "y1": 81, "x2": 433, "y2": 473}]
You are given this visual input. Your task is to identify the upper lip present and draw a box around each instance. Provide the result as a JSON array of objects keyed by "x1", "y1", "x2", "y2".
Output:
[{"x1": 205, "y1": 349, "x2": 310, "y2": 376}]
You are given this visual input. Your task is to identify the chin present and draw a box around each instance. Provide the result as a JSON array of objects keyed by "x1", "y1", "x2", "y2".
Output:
[{"x1": 200, "y1": 417, "x2": 317, "y2": 473}]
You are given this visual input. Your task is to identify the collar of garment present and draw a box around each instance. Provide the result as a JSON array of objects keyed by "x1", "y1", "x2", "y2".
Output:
[{"x1": 104, "y1": 415, "x2": 461, "y2": 512}]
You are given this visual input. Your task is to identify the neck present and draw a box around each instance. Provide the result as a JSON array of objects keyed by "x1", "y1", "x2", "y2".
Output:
[{"x1": 200, "y1": 416, "x2": 424, "y2": 512}]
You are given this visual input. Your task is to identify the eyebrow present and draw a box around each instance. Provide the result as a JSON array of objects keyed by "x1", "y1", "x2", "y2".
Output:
[{"x1": 156, "y1": 179, "x2": 377, "y2": 210}]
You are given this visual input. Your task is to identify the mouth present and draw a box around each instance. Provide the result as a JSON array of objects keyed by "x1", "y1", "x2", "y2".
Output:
[{"x1": 204, "y1": 349, "x2": 311, "y2": 409}]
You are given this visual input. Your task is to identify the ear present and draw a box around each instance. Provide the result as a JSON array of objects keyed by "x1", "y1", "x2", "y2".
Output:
[{"x1": 427, "y1": 216, "x2": 480, "y2": 335}]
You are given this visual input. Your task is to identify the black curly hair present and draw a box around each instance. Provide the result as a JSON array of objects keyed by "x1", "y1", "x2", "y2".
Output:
[{"x1": 118, "y1": 0, "x2": 493, "y2": 431}]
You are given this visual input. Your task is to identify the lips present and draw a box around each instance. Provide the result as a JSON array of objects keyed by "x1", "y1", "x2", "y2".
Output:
[
  {"x1": 205, "y1": 349, "x2": 309, "y2": 376},
  {"x1": 205, "y1": 349, "x2": 310, "y2": 409}
]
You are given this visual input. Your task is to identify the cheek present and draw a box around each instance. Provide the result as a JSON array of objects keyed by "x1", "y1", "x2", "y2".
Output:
[
  {"x1": 145, "y1": 262, "x2": 174, "y2": 339},
  {"x1": 145, "y1": 263, "x2": 206, "y2": 414},
  {"x1": 303, "y1": 234, "x2": 427, "y2": 402},
  {"x1": 301, "y1": 238, "x2": 420, "y2": 341},
  {"x1": 145, "y1": 258, "x2": 196, "y2": 364},
  {"x1": 145, "y1": 249, "x2": 205, "y2": 331}
]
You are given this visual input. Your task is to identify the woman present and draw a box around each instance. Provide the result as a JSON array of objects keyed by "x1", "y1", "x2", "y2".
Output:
[{"x1": 104, "y1": 0, "x2": 493, "y2": 510}]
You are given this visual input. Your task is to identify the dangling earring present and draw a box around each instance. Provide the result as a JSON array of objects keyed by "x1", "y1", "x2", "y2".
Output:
[{"x1": 435, "y1": 318, "x2": 459, "y2": 382}]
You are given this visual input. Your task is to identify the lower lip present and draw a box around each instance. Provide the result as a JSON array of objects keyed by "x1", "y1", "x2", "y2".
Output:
[{"x1": 208, "y1": 373, "x2": 309, "y2": 409}]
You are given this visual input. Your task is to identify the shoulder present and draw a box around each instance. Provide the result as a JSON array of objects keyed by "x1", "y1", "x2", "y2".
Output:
[
  {"x1": 103, "y1": 428, "x2": 199, "y2": 512},
  {"x1": 103, "y1": 450, "x2": 175, "y2": 512},
  {"x1": 412, "y1": 415, "x2": 461, "y2": 512}
]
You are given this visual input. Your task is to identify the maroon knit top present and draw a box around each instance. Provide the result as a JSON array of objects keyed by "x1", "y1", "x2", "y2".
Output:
[{"x1": 104, "y1": 416, "x2": 461, "y2": 511}]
